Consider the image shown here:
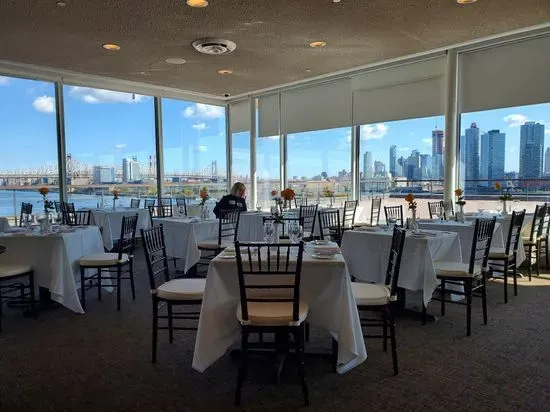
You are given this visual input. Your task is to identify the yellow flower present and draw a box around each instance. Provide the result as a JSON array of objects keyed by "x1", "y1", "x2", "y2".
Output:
[
  {"x1": 454, "y1": 188, "x2": 463, "y2": 197},
  {"x1": 404, "y1": 193, "x2": 414, "y2": 203},
  {"x1": 494, "y1": 182, "x2": 501, "y2": 190}
]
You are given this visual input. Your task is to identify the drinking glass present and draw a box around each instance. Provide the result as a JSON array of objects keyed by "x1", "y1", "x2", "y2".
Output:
[
  {"x1": 263, "y1": 222, "x2": 275, "y2": 243},
  {"x1": 387, "y1": 217, "x2": 396, "y2": 230},
  {"x1": 24, "y1": 215, "x2": 32, "y2": 230},
  {"x1": 288, "y1": 223, "x2": 300, "y2": 243},
  {"x1": 296, "y1": 225, "x2": 303, "y2": 243},
  {"x1": 495, "y1": 203, "x2": 503, "y2": 214}
]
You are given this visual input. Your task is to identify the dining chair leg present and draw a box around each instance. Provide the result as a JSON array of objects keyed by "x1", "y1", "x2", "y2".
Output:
[
  {"x1": 129, "y1": 259, "x2": 136, "y2": 300},
  {"x1": 421, "y1": 304, "x2": 427, "y2": 325},
  {"x1": 0, "y1": 290, "x2": 3, "y2": 332},
  {"x1": 465, "y1": 280, "x2": 473, "y2": 337},
  {"x1": 513, "y1": 262, "x2": 518, "y2": 296},
  {"x1": 168, "y1": 303, "x2": 174, "y2": 343},
  {"x1": 235, "y1": 329, "x2": 249, "y2": 406},
  {"x1": 331, "y1": 338, "x2": 338, "y2": 373},
  {"x1": 29, "y1": 272, "x2": 36, "y2": 318},
  {"x1": 97, "y1": 269, "x2": 102, "y2": 301},
  {"x1": 305, "y1": 322, "x2": 310, "y2": 342},
  {"x1": 481, "y1": 274, "x2": 488, "y2": 325},
  {"x1": 382, "y1": 312, "x2": 388, "y2": 352},
  {"x1": 152, "y1": 302, "x2": 158, "y2": 363},
  {"x1": 535, "y1": 242, "x2": 541, "y2": 278},
  {"x1": 389, "y1": 309, "x2": 398, "y2": 376},
  {"x1": 528, "y1": 246, "x2": 533, "y2": 281},
  {"x1": 80, "y1": 267, "x2": 86, "y2": 311},
  {"x1": 296, "y1": 326, "x2": 309, "y2": 407},
  {"x1": 546, "y1": 238, "x2": 549, "y2": 268},
  {"x1": 440, "y1": 279, "x2": 446, "y2": 316},
  {"x1": 503, "y1": 260, "x2": 509, "y2": 304},
  {"x1": 116, "y1": 266, "x2": 122, "y2": 311}
]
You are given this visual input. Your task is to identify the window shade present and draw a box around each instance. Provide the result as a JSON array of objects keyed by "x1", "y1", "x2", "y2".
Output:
[
  {"x1": 258, "y1": 94, "x2": 279, "y2": 137},
  {"x1": 229, "y1": 99, "x2": 251, "y2": 134},
  {"x1": 459, "y1": 35, "x2": 550, "y2": 113},
  {"x1": 281, "y1": 79, "x2": 351, "y2": 135}
]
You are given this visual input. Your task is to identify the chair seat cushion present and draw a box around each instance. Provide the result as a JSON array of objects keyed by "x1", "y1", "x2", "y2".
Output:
[
  {"x1": 236, "y1": 301, "x2": 308, "y2": 326},
  {"x1": 156, "y1": 278, "x2": 205, "y2": 301},
  {"x1": 488, "y1": 248, "x2": 513, "y2": 259},
  {"x1": 0, "y1": 264, "x2": 32, "y2": 278},
  {"x1": 79, "y1": 253, "x2": 129, "y2": 267},
  {"x1": 197, "y1": 240, "x2": 233, "y2": 250},
  {"x1": 351, "y1": 282, "x2": 392, "y2": 306},
  {"x1": 434, "y1": 261, "x2": 481, "y2": 278}
]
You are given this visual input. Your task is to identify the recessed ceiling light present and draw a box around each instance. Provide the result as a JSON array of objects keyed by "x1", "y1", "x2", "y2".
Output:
[
  {"x1": 333, "y1": 0, "x2": 341, "y2": 3},
  {"x1": 456, "y1": 0, "x2": 477, "y2": 4},
  {"x1": 165, "y1": 57, "x2": 187, "y2": 65},
  {"x1": 102, "y1": 43, "x2": 121, "y2": 51},
  {"x1": 217, "y1": 69, "x2": 233, "y2": 76},
  {"x1": 309, "y1": 41, "x2": 327, "y2": 48},
  {"x1": 305, "y1": 69, "x2": 312, "y2": 73},
  {"x1": 186, "y1": 0, "x2": 209, "y2": 7},
  {"x1": 56, "y1": 1, "x2": 67, "y2": 7}
]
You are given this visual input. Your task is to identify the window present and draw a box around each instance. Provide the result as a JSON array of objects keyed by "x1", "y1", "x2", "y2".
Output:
[
  {"x1": 256, "y1": 135, "x2": 280, "y2": 209},
  {"x1": 162, "y1": 99, "x2": 227, "y2": 202},
  {"x1": 287, "y1": 127, "x2": 352, "y2": 207},
  {"x1": 63, "y1": 85, "x2": 155, "y2": 208},
  {"x1": 0, "y1": 76, "x2": 58, "y2": 223},
  {"x1": 231, "y1": 131, "x2": 251, "y2": 189}
]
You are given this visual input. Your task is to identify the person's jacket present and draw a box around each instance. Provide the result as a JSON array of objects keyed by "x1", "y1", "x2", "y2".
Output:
[{"x1": 213, "y1": 194, "x2": 247, "y2": 218}]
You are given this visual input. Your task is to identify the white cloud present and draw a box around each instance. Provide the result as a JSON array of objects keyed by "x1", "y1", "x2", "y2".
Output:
[
  {"x1": 360, "y1": 123, "x2": 389, "y2": 140},
  {"x1": 504, "y1": 114, "x2": 528, "y2": 128},
  {"x1": 183, "y1": 103, "x2": 224, "y2": 119},
  {"x1": 115, "y1": 144, "x2": 127, "y2": 149},
  {"x1": 422, "y1": 138, "x2": 432, "y2": 146},
  {"x1": 32, "y1": 96, "x2": 55, "y2": 113},
  {"x1": 192, "y1": 122, "x2": 207, "y2": 131},
  {"x1": 197, "y1": 145, "x2": 208, "y2": 152},
  {"x1": 0, "y1": 76, "x2": 9, "y2": 86},
  {"x1": 69, "y1": 86, "x2": 148, "y2": 104}
]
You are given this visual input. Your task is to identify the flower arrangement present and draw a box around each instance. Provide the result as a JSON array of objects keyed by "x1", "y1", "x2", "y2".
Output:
[
  {"x1": 281, "y1": 188, "x2": 295, "y2": 201},
  {"x1": 199, "y1": 187, "x2": 209, "y2": 206},
  {"x1": 455, "y1": 188, "x2": 466, "y2": 205},
  {"x1": 38, "y1": 187, "x2": 54, "y2": 214},
  {"x1": 112, "y1": 187, "x2": 120, "y2": 200},
  {"x1": 495, "y1": 182, "x2": 513, "y2": 201},
  {"x1": 322, "y1": 186, "x2": 334, "y2": 198},
  {"x1": 404, "y1": 193, "x2": 417, "y2": 210},
  {"x1": 183, "y1": 188, "x2": 194, "y2": 198},
  {"x1": 271, "y1": 189, "x2": 279, "y2": 198}
]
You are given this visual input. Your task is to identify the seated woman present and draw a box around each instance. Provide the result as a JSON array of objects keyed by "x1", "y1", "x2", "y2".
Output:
[{"x1": 213, "y1": 182, "x2": 248, "y2": 218}]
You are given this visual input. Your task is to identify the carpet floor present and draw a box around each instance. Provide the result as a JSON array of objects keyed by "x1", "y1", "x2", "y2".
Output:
[{"x1": 0, "y1": 249, "x2": 549, "y2": 412}]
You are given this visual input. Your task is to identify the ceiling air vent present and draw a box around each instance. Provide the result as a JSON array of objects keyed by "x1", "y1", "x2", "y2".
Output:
[{"x1": 192, "y1": 38, "x2": 237, "y2": 55}]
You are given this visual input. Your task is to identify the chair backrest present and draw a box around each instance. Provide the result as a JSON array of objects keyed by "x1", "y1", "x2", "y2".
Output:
[
  {"x1": 117, "y1": 214, "x2": 138, "y2": 259},
  {"x1": 542, "y1": 203, "x2": 550, "y2": 236},
  {"x1": 130, "y1": 198, "x2": 141, "y2": 208},
  {"x1": 529, "y1": 204, "x2": 547, "y2": 241},
  {"x1": 504, "y1": 210, "x2": 526, "y2": 255},
  {"x1": 235, "y1": 241, "x2": 304, "y2": 325},
  {"x1": 19, "y1": 202, "x2": 33, "y2": 226},
  {"x1": 218, "y1": 208, "x2": 241, "y2": 244},
  {"x1": 262, "y1": 216, "x2": 301, "y2": 238},
  {"x1": 148, "y1": 205, "x2": 168, "y2": 226},
  {"x1": 62, "y1": 202, "x2": 75, "y2": 213},
  {"x1": 60, "y1": 202, "x2": 75, "y2": 225},
  {"x1": 65, "y1": 210, "x2": 91, "y2": 226},
  {"x1": 318, "y1": 210, "x2": 341, "y2": 242},
  {"x1": 469, "y1": 217, "x2": 497, "y2": 273},
  {"x1": 384, "y1": 205, "x2": 403, "y2": 227},
  {"x1": 293, "y1": 194, "x2": 307, "y2": 208},
  {"x1": 384, "y1": 226, "x2": 407, "y2": 298},
  {"x1": 141, "y1": 226, "x2": 171, "y2": 293},
  {"x1": 441, "y1": 200, "x2": 454, "y2": 217},
  {"x1": 175, "y1": 197, "x2": 188, "y2": 215},
  {"x1": 370, "y1": 197, "x2": 382, "y2": 225},
  {"x1": 299, "y1": 205, "x2": 318, "y2": 237},
  {"x1": 161, "y1": 198, "x2": 173, "y2": 207},
  {"x1": 143, "y1": 199, "x2": 155, "y2": 209},
  {"x1": 54, "y1": 201, "x2": 62, "y2": 213},
  {"x1": 343, "y1": 200, "x2": 358, "y2": 228},
  {"x1": 428, "y1": 201, "x2": 445, "y2": 220}
]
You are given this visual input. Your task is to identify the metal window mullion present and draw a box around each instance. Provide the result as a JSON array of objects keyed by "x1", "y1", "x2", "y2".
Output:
[
  {"x1": 444, "y1": 49, "x2": 459, "y2": 203},
  {"x1": 154, "y1": 97, "x2": 164, "y2": 204},
  {"x1": 55, "y1": 82, "x2": 67, "y2": 202},
  {"x1": 250, "y1": 97, "x2": 257, "y2": 208},
  {"x1": 226, "y1": 105, "x2": 232, "y2": 192}
]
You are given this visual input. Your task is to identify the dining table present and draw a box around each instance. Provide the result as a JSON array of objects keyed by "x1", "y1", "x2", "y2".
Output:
[
  {"x1": 87, "y1": 208, "x2": 151, "y2": 250},
  {"x1": 0, "y1": 225, "x2": 104, "y2": 313},
  {"x1": 192, "y1": 241, "x2": 367, "y2": 375}
]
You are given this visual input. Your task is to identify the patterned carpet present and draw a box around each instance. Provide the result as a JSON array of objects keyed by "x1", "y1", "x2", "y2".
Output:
[{"x1": 0, "y1": 249, "x2": 549, "y2": 412}]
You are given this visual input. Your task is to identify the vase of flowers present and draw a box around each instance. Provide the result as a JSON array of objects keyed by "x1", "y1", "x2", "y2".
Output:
[
  {"x1": 281, "y1": 188, "x2": 295, "y2": 210},
  {"x1": 271, "y1": 189, "x2": 284, "y2": 214},
  {"x1": 270, "y1": 207, "x2": 284, "y2": 243},
  {"x1": 455, "y1": 188, "x2": 466, "y2": 223},
  {"x1": 199, "y1": 187, "x2": 209, "y2": 219},
  {"x1": 38, "y1": 187, "x2": 54, "y2": 232},
  {"x1": 495, "y1": 182, "x2": 512, "y2": 215},
  {"x1": 404, "y1": 193, "x2": 419, "y2": 230},
  {"x1": 112, "y1": 187, "x2": 120, "y2": 210}
]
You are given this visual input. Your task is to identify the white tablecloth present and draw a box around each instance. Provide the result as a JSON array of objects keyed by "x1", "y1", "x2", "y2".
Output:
[
  {"x1": 0, "y1": 226, "x2": 104, "y2": 313},
  {"x1": 341, "y1": 229, "x2": 462, "y2": 306},
  {"x1": 154, "y1": 217, "x2": 218, "y2": 273},
  {"x1": 88, "y1": 208, "x2": 150, "y2": 250},
  {"x1": 193, "y1": 247, "x2": 367, "y2": 374},
  {"x1": 0, "y1": 217, "x2": 9, "y2": 233}
]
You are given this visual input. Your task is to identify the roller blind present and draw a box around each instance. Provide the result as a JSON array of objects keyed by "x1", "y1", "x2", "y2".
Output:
[
  {"x1": 229, "y1": 99, "x2": 250, "y2": 134},
  {"x1": 258, "y1": 94, "x2": 279, "y2": 137},
  {"x1": 459, "y1": 35, "x2": 550, "y2": 113},
  {"x1": 352, "y1": 56, "x2": 446, "y2": 124},
  {"x1": 281, "y1": 79, "x2": 351, "y2": 135}
]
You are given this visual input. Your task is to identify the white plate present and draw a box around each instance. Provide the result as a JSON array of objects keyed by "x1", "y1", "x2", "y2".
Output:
[
  {"x1": 311, "y1": 253, "x2": 335, "y2": 260},
  {"x1": 313, "y1": 240, "x2": 330, "y2": 245}
]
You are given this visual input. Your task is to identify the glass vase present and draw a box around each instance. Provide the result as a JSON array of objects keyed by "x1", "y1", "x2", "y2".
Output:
[
  {"x1": 456, "y1": 203, "x2": 465, "y2": 223},
  {"x1": 409, "y1": 208, "x2": 419, "y2": 231},
  {"x1": 502, "y1": 200, "x2": 508, "y2": 215}
]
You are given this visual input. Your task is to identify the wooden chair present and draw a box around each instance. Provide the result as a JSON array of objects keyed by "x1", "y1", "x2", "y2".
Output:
[
  {"x1": 60, "y1": 202, "x2": 76, "y2": 225},
  {"x1": 428, "y1": 201, "x2": 445, "y2": 220},
  {"x1": 0, "y1": 261, "x2": 35, "y2": 332},
  {"x1": 369, "y1": 197, "x2": 382, "y2": 226},
  {"x1": 130, "y1": 198, "x2": 141, "y2": 208},
  {"x1": 318, "y1": 209, "x2": 342, "y2": 244},
  {"x1": 79, "y1": 215, "x2": 138, "y2": 311},
  {"x1": 538, "y1": 203, "x2": 550, "y2": 268},
  {"x1": 161, "y1": 198, "x2": 173, "y2": 208},
  {"x1": 234, "y1": 241, "x2": 308, "y2": 407},
  {"x1": 175, "y1": 197, "x2": 188, "y2": 216},
  {"x1": 64, "y1": 210, "x2": 92, "y2": 226},
  {"x1": 299, "y1": 205, "x2": 318, "y2": 240},
  {"x1": 428, "y1": 217, "x2": 496, "y2": 336},
  {"x1": 293, "y1": 195, "x2": 307, "y2": 208},
  {"x1": 143, "y1": 199, "x2": 156, "y2": 209},
  {"x1": 342, "y1": 200, "x2": 358, "y2": 229},
  {"x1": 19, "y1": 202, "x2": 33, "y2": 227},
  {"x1": 351, "y1": 226, "x2": 406, "y2": 375},
  {"x1": 54, "y1": 201, "x2": 62, "y2": 213},
  {"x1": 148, "y1": 205, "x2": 172, "y2": 226},
  {"x1": 441, "y1": 200, "x2": 454, "y2": 218},
  {"x1": 141, "y1": 225, "x2": 204, "y2": 363},
  {"x1": 522, "y1": 204, "x2": 546, "y2": 280},
  {"x1": 384, "y1": 205, "x2": 404, "y2": 227},
  {"x1": 488, "y1": 210, "x2": 525, "y2": 303},
  {"x1": 197, "y1": 209, "x2": 241, "y2": 262}
]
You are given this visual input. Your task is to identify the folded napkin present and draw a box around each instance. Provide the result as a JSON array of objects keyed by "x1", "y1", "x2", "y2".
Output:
[{"x1": 313, "y1": 244, "x2": 340, "y2": 255}]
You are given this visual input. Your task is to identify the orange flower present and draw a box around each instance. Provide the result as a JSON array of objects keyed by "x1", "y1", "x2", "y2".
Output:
[
  {"x1": 454, "y1": 188, "x2": 463, "y2": 197},
  {"x1": 199, "y1": 187, "x2": 209, "y2": 199},
  {"x1": 38, "y1": 187, "x2": 49, "y2": 196},
  {"x1": 271, "y1": 189, "x2": 278, "y2": 197},
  {"x1": 281, "y1": 188, "x2": 295, "y2": 201},
  {"x1": 494, "y1": 182, "x2": 501, "y2": 190},
  {"x1": 404, "y1": 193, "x2": 414, "y2": 203}
]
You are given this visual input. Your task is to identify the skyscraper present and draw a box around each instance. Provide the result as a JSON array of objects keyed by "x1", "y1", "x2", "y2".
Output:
[
  {"x1": 389, "y1": 145, "x2": 397, "y2": 178},
  {"x1": 420, "y1": 154, "x2": 431, "y2": 179},
  {"x1": 122, "y1": 157, "x2": 142, "y2": 183},
  {"x1": 93, "y1": 166, "x2": 115, "y2": 184},
  {"x1": 431, "y1": 129, "x2": 444, "y2": 179},
  {"x1": 480, "y1": 129, "x2": 505, "y2": 184},
  {"x1": 545, "y1": 147, "x2": 550, "y2": 176},
  {"x1": 374, "y1": 160, "x2": 386, "y2": 176},
  {"x1": 363, "y1": 151, "x2": 373, "y2": 178},
  {"x1": 519, "y1": 122, "x2": 545, "y2": 179},
  {"x1": 464, "y1": 123, "x2": 480, "y2": 188}
]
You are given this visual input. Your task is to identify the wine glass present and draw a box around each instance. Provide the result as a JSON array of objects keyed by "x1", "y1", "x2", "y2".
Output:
[
  {"x1": 263, "y1": 222, "x2": 275, "y2": 243},
  {"x1": 288, "y1": 223, "x2": 301, "y2": 243},
  {"x1": 387, "y1": 217, "x2": 396, "y2": 230},
  {"x1": 495, "y1": 203, "x2": 503, "y2": 214}
]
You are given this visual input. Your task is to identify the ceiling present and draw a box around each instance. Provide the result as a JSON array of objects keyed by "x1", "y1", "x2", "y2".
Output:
[{"x1": 0, "y1": 0, "x2": 549, "y2": 98}]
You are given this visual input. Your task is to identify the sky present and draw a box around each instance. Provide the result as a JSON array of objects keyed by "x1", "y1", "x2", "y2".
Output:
[{"x1": 1, "y1": 75, "x2": 549, "y2": 179}]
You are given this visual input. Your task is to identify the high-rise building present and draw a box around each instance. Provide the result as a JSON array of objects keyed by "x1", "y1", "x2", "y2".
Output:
[
  {"x1": 431, "y1": 129, "x2": 444, "y2": 179},
  {"x1": 480, "y1": 129, "x2": 505, "y2": 184},
  {"x1": 420, "y1": 154, "x2": 431, "y2": 179},
  {"x1": 545, "y1": 147, "x2": 550, "y2": 176},
  {"x1": 93, "y1": 166, "x2": 115, "y2": 184},
  {"x1": 389, "y1": 145, "x2": 397, "y2": 178},
  {"x1": 519, "y1": 122, "x2": 545, "y2": 179},
  {"x1": 463, "y1": 123, "x2": 480, "y2": 188},
  {"x1": 122, "y1": 157, "x2": 142, "y2": 183},
  {"x1": 363, "y1": 151, "x2": 373, "y2": 178},
  {"x1": 374, "y1": 160, "x2": 386, "y2": 176}
]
